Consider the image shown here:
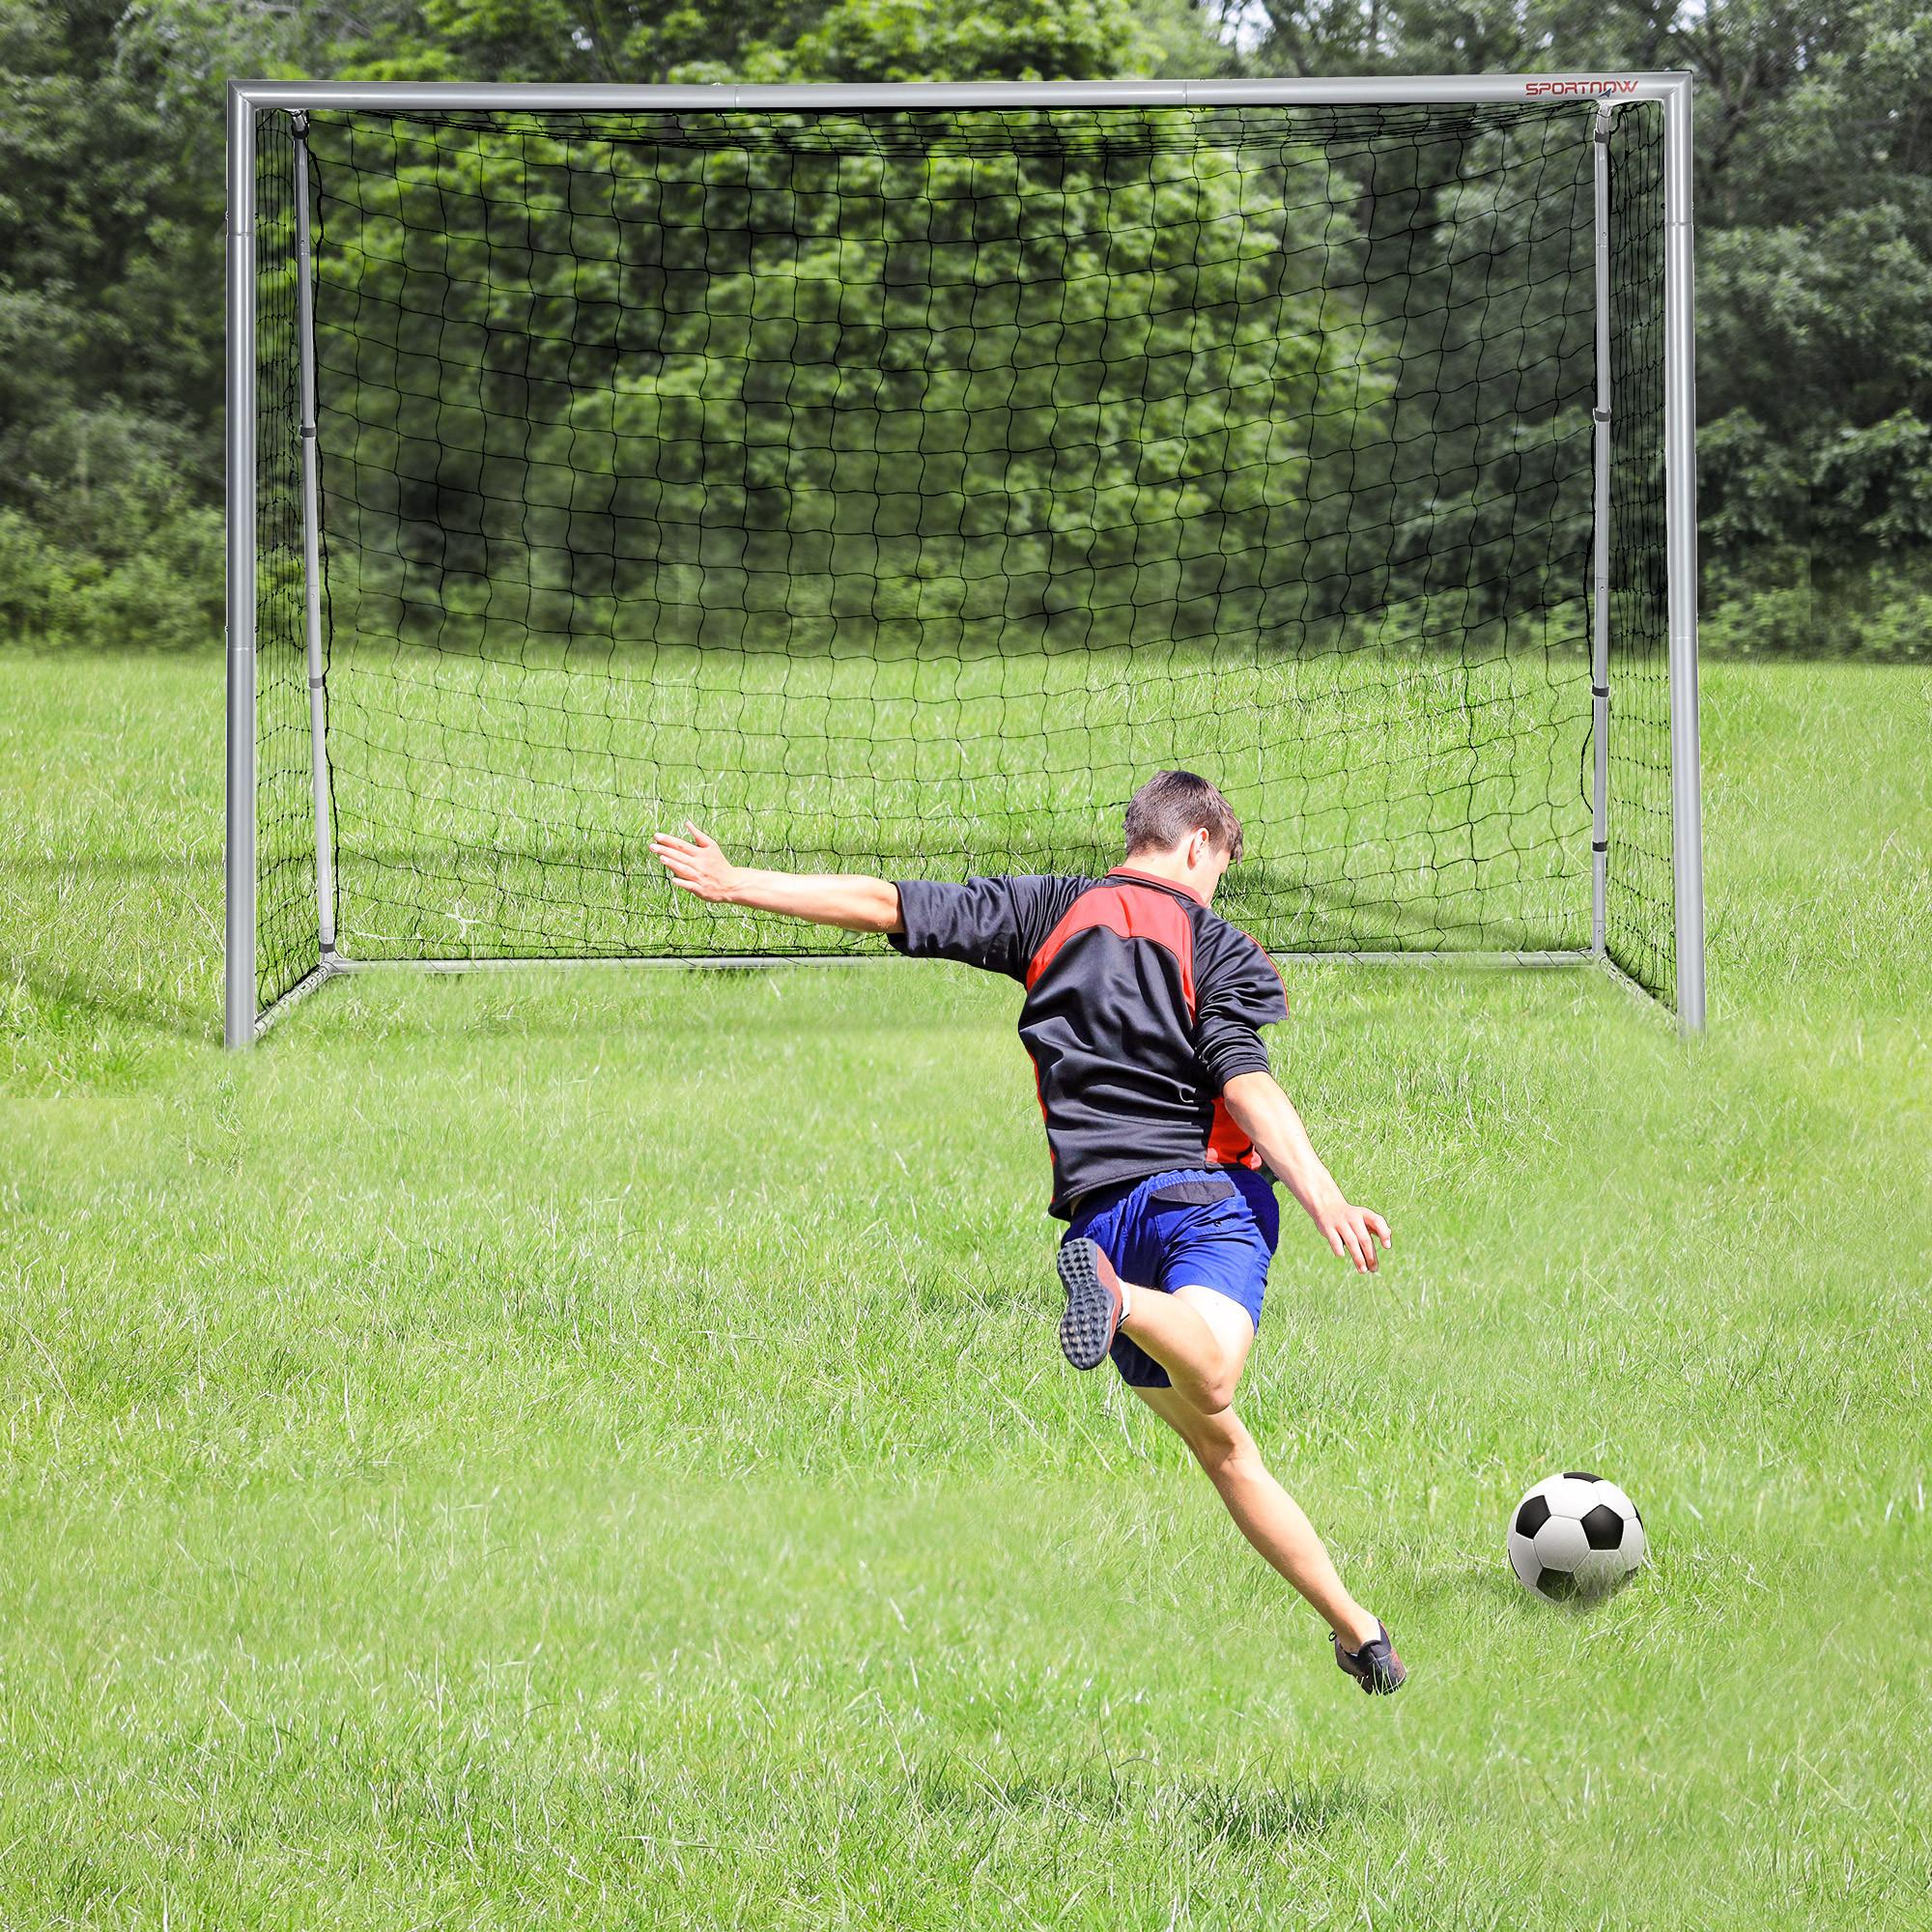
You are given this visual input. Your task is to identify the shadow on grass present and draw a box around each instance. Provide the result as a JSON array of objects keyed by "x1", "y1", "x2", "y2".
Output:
[
  {"x1": 1, "y1": 850, "x2": 213, "y2": 880},
  {"x1": 1410, "y1": 1555, "x2": 1644, "y2": 1627},
  {"x1": 1423, "y1": 1564, "x2": 1525, "y2": 1612},
  {"x1": 2, "y1": 827, "x2": 216, "y2": 1044},
  {"x1": 6, "y1": 953, "x2": 214, "y2": 1046},
  {"x1": 912, "y1": 1755, "x2": 1402, "y2": 1847},
  {"x1": 1181, "y1": 1772, "x2": 1403, "y2": 1849}
]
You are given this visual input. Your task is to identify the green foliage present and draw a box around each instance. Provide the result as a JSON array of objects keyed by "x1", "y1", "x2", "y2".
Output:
[
  {"x1": 1684, "y1": 0, "x2": 1932, "y2": 584},
  {"x1": 0, "y1": 502, "x2": 224, "y2": 651},
  {"x1": 0, "y1": 0, "x2": 228, "y2": 647},
  {"x1": 2, "y1": 0, "x2": 1928, "y2": 652},
  {"x1": 330, "y1": 0, "x2": 1184, "y2": 86},
  {"x1": 0, "y1": 412, "x2": 223, "y2": 650},
  {"x1": 1237, "y1": 0, "x2": 1932, "y2": 640},
  {"x1": 309, "y1": 110, "x2": 1408, "y2": 667},
  {"x1": 724, "y1": 0, "x2": 1170, "y2": 85},
  {"x1": 1701, "y1": 549, "x2": 1932, "y2": 660}
]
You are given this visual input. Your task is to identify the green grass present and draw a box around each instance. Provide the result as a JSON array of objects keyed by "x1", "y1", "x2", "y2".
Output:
[{"x1": 2, "y1": 648, "x2": 1930, "y2": 1927}]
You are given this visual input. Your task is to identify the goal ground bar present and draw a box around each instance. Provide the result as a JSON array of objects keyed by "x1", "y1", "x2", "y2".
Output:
[
  {"x1": 250, "y1": 954, "x2": 344, "y2": 1038},
  {"x1": 324, "y1": 949, "x2": 1602, "y2": 974},
  {"x1": 254, "y1": 949, "x2": 1674, "y2": 1040}
]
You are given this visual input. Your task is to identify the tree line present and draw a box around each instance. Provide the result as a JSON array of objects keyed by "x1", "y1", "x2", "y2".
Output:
[{"x1": 1, "y1": 0, "x2": 1925, "y2": 656}]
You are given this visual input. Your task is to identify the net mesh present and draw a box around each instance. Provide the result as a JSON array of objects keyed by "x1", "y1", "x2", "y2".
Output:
[
  {"x1": 1605, "y1": 102, "x2": 1675, "y2": 1005},
  {"x1": 252, "y1": 113, "x2": 322, "y2": 1013},
  {"x1": 248, "y1": 99, "x2": 1681, "y2": 1008}
]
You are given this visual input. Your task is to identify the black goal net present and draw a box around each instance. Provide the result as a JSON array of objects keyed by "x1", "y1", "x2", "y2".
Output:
[{"x1": 248, "y1": 99, "x2": 1677, "y2": 1012}]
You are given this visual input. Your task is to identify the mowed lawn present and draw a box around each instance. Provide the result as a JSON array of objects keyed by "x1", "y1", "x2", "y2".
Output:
[{"x1": 2, "y1": 649, "x2": 1929, "y2": 1928}]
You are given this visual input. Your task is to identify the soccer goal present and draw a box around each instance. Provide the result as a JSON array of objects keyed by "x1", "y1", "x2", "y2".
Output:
[{"x1": 224, "y1": 75, "x2": 1706, "y2": 1045}]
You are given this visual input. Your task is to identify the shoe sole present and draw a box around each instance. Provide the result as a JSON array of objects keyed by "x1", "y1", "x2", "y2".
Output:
[
  {"x1": 1057, "y1": 1238, "x2": 1121, "y2": 1372},
  {"x1": 1334, "y1": 1632, "x2": 1407, "y2": 1695}
]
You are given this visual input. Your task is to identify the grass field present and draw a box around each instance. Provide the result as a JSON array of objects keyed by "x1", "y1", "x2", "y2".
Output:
[{"x1": 3, "y1": 649, "x2": 1929, "y2": 1927}]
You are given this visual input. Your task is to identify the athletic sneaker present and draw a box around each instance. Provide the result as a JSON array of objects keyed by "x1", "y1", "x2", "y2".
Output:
[
  {"x1": 1057, "y1": 1237, "x2": 1124, "y2": 1371},
  {"x1": 1333, "y1": 1621, "x2": 1406, "y2": 1695}
]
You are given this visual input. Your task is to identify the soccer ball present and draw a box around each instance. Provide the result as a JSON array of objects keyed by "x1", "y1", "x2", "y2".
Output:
[{"x1": 1507, "y1": 1472, "x2": 1646, "y2": 1602}]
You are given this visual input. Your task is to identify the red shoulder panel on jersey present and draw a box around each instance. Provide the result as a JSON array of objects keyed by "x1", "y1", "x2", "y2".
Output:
[{"x1": 1025, "y1": 880, "x2": 1197, "y2": 1014}]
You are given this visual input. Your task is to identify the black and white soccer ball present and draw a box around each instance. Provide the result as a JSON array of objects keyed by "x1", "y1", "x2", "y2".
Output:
[{"x1": 1508, "y1": 1472, "x2": 1646, "y2": 1602}]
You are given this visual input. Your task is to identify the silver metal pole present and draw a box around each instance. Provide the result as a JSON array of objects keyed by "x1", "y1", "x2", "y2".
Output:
[
  {"x1": 1590, "y1": 105, "x2": 1614, "y2": 957},
  {"x1": 224, "y1": 83, "x2": 258, "y2": 1049},
  {"x1": 329, "y1": 947, "x2": 1597, "y2": 976},
  {"x1": 232, "y1": 73, "x2": 1690, "y2": 113},
  {"x1": 1662, "y1": 76, "x2": 1707, "y2": 1030},
  {"x1": 292, "y1": 116, "x2": 338, "y2": 957}
]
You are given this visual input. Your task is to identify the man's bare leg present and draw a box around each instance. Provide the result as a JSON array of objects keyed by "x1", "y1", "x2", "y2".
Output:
[
  {"x1": 1123, "y1": 1282, "x2": 1381, "y2": 1650},
  {"x1": 1113, "y1": 1275, "x2": 1246, "y2": 1411}
]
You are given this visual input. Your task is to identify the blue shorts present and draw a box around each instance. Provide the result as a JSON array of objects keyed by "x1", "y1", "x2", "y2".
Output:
[{"x1": 1061, "y1": 1166, "x2": 1280, "y2": 1388}]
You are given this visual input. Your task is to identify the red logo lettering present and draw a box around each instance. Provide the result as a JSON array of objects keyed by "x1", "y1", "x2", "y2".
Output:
[{"x1": 1523, "y1": 78, "x2": 1640, "y2": 98}]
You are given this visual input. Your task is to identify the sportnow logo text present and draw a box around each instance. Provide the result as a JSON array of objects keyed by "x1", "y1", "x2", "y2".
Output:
[{"x1": 1523, "y1": 78, "x2": 1641, "y2": 97}]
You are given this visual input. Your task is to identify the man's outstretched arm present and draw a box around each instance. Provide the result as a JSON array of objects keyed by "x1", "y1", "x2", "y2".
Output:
[
  {"x1": 1222, "y1": 1069, "x2": 1391, "y2": 1274},
  {"x1": 650, "y1": 823, "x2": 903, "y2": 933}
]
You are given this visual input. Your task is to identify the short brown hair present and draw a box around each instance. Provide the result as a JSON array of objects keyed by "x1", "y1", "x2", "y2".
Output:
[{"x1": 1122, "y1": 770, "x2": 1243, "y2": 864}]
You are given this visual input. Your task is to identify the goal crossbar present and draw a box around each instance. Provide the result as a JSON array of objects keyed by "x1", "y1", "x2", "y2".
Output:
[
  {"x1": 225, "y1": 74, "x2": 1707, "y2": 1044},
  {"x1": 232, "y1": 76, "x2": 1694, "y2": 109}
]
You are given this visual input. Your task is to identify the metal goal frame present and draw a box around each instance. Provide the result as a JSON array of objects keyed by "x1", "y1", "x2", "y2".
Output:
[{"x1": 224, "y1": 73, "x2": 1707, "y2": 1044}]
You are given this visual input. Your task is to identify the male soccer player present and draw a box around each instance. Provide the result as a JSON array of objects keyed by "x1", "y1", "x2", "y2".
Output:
[{"x1": 650, "y1": 771, "x2": 1404, "y2": 1693}]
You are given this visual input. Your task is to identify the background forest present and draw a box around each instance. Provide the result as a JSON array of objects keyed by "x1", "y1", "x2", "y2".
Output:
[{"x1": 0, "y1": 0, "x2": 1927, "y2": 658}]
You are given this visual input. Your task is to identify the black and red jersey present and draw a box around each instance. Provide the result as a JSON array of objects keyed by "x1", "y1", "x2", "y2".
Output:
[{"x1": 890, "y1": 867, "x2": 1288, "y2": 1218}]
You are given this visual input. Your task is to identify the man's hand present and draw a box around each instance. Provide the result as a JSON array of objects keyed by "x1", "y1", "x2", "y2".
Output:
[
  {"x1": 1221, "y1": 1071, "x2": 1393, "y2": 1274},
  {"x1": 648, "y1": 826, "x2": 904, "y2": 933},
  {"x1": 1308, "y1": 1192, "x2": 1392, "y2": 1274},
  {"x1": 650, "y1": 823, "x2": 741, "y2": 902}
]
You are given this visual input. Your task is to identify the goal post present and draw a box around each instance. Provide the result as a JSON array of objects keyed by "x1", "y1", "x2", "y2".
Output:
[
  {"x1": 224, "y1": 74, "x2": 1706, "y2": 1046},
  {"x1": 1662, "y1": 76, "x2": 1708, "y2": 1032}
]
